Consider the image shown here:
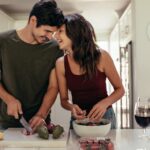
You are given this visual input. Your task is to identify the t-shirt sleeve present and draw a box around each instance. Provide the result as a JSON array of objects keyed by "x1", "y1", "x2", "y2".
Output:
[{"x1": 52, "y1": 46, "x2": 64, "y2": 69}]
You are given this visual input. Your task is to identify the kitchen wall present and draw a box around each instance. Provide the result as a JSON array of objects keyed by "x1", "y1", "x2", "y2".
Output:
[
  {"x1": 0, "y1": 9, "x2": 14, "y2": 32},
  {"x1": 132, "y1": 0, "x2": 150, "y2": 100},
  {"x1": 132, "y1": 0, "x2": 150, "y2": 128}
]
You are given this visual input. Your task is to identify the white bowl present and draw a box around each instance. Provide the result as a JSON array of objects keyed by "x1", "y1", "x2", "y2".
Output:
[{"x1": 73, "y1": 118, "x2": 111, "y2": 137}]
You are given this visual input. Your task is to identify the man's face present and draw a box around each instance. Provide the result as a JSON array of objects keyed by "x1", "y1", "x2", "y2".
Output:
[{"x1": 32, "y1": 25, "x2": 58, "y2": 44}]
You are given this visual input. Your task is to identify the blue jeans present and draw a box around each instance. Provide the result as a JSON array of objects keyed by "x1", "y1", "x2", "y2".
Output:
[
  {"x1": 102, "y1": 107, "x2": 116, "y2": 129},
  {"x1": 70, "y1": 107, "x2": 116, "y2": 129}
]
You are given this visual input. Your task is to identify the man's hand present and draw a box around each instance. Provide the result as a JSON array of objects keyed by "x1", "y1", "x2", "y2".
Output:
[
  {"x1": 29, "y1": 115, "x2": 46, "y2": 133},
  {"x1": 6, "y1": 98, "x2": 23, "y2": 119}
]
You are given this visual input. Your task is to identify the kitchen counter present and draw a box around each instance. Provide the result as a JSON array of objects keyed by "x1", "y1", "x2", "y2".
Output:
[
  {"x1": 68, "y1": 129, "x2": 150, "y2": 150},
  {"x1": 0, "y1": 128, "x2": 150, "y2": 150},
  {"x1": 0, "y1": 128, "x2": 68, "y2": 150}
]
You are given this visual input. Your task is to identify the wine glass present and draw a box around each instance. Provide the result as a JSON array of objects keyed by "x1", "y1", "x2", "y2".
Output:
[{"x1": 134, "y1": 97, "x2": 150, "y2": 139}]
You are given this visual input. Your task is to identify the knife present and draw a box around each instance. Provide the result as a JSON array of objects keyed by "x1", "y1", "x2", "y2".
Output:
[{"x1": 19, "y1": 115, "x2": 33, "y2": 133}]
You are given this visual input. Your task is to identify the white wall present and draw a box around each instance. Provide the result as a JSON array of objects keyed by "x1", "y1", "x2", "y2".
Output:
[
  {"x1": 51, "y1": 94, "x2": 71, "y2": 130},
  {"x1": 0, "y1": 9, "x2": 14, "y2": 31},
  {"x1": 132, "y1": 0, "x2": 150, "y2": 103},
  {"x1": 132, "y1": 0, "x2": 150, "y2": 127},
  {"x1": 14, "y1": 20, "x2": 27, "y2": 29}
]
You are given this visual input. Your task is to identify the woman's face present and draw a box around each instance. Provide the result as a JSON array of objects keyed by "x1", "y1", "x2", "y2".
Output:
[{"x1": 55, "y1": 25, "x2": 72, "y2": 51}]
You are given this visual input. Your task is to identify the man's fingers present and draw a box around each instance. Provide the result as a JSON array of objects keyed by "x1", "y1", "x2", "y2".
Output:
[
  {"x1": 14, "y1": 111, "x2": 19, "y2": 119},
  {"x1": 18, "y1": 104, "x2": 23, "y2": 115}
]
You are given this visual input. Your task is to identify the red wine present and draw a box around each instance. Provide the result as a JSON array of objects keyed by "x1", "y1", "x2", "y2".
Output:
[{"x1": 135, "y1": 115, "x2": 150, "y2": 128}]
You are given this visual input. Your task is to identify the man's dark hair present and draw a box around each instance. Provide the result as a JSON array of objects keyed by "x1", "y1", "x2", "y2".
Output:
[{"x1": 29, "y1": 0, "x2": 64, "y2": 27}]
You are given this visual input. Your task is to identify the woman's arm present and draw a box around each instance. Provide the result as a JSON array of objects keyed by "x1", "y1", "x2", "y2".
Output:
[
  {"x1": 99, "y1": 50, "x2": 125, "y2": 106},
  {"x1": 88, "y1": 50, "x2": 124, "y2": 120},
  {"x1": 56, "y1": 56, "x2": 86, "y2": 119},
  {"x1": 56, "y1": 57, "x2": 72, "y2": 110}
]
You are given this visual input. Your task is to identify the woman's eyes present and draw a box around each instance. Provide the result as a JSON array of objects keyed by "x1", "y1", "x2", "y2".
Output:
[{"x1": 59, "y1": 29, "x2": 64, "y2": 33}]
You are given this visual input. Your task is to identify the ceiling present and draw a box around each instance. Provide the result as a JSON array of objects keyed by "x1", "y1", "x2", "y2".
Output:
[{"x1": 0, "y1": 0, "x2": 131, "y2": 39}]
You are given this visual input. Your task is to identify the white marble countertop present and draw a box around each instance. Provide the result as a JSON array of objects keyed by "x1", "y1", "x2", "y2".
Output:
[
  {"x1": 0, "y1": 128, "x2": 150, "y2": 150},
  {"x1": 0, "y1": 128, "x2": 68, "y2": 150},
  {"x1": 67, "y1": 129, "x2": 150, "y2": 150}
]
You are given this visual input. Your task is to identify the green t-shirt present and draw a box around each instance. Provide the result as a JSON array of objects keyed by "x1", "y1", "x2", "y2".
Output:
[{"x1": 0, "y1": 30, "x2": 63, "y2": 128}]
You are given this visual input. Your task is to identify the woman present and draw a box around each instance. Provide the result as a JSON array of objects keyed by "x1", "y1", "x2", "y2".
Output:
[{"x1": 55, "y1": 14, "x2": 124, "y2": 129}]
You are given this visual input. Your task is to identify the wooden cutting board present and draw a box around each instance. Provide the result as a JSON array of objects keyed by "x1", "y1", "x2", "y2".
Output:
[{"x1": 0, "y1": 128, "x2": 68, "y2": 148}]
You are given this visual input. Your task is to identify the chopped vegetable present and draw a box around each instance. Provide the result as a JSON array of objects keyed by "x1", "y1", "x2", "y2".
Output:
[
  {"x1": 37, "y1": 125, "x2": 49, "y2": 139},
  {"x1": 52, "y1": 125, "x2": 64, "y2": 139},
  {"x1": 21, "y1": 128, "x2": 32, "y2": 136}
]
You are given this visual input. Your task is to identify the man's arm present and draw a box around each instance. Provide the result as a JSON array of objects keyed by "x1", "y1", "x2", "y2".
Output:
[
  {"x1": 29, "y1": 68, "x2": 59, "y2": 131},
  {"x1": 0, "y1": 83, "x2": 23, "y2": 119}
]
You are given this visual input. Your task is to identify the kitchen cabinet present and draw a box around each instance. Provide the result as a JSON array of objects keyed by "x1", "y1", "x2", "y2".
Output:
[
  {"x1": 119, "y1": 4, "x2": 132, "y2": 47},
  {"x1": 109, "y1": 3, "x2": 133, "y2": 129}
]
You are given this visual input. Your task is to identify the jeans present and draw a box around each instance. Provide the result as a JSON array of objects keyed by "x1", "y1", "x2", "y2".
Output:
[{"x1": 102, "y1": 107, "x2": 116, "y2": 129}]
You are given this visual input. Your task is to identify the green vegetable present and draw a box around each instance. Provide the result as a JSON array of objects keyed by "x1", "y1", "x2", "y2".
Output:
[
  {"x1": 52, "y1": 125, "x2": 64, "y2": 139},
  {"x1": 37, "y1": 125, "x2": 49, "y2": 139}
]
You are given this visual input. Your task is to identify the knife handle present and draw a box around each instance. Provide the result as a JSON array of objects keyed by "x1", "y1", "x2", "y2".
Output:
[{"x1": 18, "y1": 114, "x2": 23, "y2": 120}]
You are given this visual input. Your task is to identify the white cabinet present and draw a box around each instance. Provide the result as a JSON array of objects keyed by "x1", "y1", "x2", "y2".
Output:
[
  {"x1": 119, "y1": 4, "x2": 132, "y2": 47},
  {"x1": 109, "y1": 3, "x2": 133, "y2": 129},
  {"x1": 109, "y1": 23, "x2": 120, "y2": 73}
]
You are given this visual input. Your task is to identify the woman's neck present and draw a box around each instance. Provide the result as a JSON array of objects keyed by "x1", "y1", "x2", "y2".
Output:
[{"x1": 65, "y1": 49, "x2": 73, "y2": 56}]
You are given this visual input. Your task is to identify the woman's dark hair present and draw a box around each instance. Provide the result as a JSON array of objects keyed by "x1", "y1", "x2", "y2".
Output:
[
  {"x1": 64, "y1": 13, "x2": 101, "y2": 79},
  {"x1": 29, "y1": 0, "x2": 64, "y2": 27}
]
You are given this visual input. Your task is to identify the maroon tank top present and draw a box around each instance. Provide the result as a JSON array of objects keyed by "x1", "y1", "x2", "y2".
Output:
[{"x1": 64, "y1": 55, "x2": 108, "y2": 113}]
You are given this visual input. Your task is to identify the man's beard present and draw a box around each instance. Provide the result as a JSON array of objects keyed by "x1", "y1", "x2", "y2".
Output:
[{"x1": 32, "y1": 33, "x2": 50, "y2": 44}]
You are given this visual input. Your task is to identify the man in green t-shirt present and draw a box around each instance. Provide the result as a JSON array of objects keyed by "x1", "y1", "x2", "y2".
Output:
[{"x1": 0, "y1": 0, "x2": 64, "y2": 132}]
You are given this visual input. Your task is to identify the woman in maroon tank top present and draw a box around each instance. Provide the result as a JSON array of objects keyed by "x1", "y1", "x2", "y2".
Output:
[{"x1": 55, "y1": 14, "x2": 124, "y2": 128}]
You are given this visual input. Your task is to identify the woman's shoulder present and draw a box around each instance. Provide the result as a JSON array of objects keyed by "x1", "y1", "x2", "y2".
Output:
[
  {"x1": 56, "y1": 56, "x2": 65, "y2": 66},
  {"x1": 56, "y1": 56, "x2": 66, "y2": 74},
  {"x1": 99, "y1": 49, "x2": 112, "y2": 63},
  {"x1": 100, "y1": 49, "x2": 110, "y2": 58},
  {"x1": 97, "y1": 49, "x2": 113, "y2": 71}
]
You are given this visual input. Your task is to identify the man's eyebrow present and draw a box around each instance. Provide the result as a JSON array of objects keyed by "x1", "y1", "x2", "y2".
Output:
[{"x1": 45, "y1": 29, "x2": 53, "y2": 33}]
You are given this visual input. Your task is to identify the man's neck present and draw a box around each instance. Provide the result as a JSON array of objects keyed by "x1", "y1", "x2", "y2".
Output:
[{"x1": 17, "y1": 26, "x2": 37, "y2": 44}]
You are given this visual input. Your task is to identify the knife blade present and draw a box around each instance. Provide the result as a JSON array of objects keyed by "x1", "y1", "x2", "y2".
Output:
[{"x1": 19, "y1": 115, "x2": 33, "y2": 133}]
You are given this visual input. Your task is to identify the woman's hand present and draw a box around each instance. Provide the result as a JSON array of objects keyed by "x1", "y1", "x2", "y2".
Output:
[
  {"x1": 71, "y1": 104, "x2": 86, "y2": 120},
  {"x1": 87, "y1": 100, "x2": 108, "y2": 122}
]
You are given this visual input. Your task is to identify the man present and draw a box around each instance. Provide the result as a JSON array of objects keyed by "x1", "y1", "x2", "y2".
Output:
[{"x1": 0, "y1": 0, "x2": 64, "y2": 132}]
